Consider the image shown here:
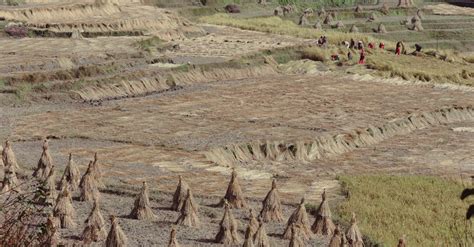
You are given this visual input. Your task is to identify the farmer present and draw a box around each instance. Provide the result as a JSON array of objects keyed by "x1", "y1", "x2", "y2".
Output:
[
  {"x1": 357, "y1": 40, "x2": 364, "y2": 50},
  {"x1": 348, "y1": 51, "x2": 353, "y2": 60},
  {"x1": 368, "y1": 42, "x2": 374, "y2": 49},
  {"x1": 358, "y1": 48, "x2": 365, "y2": 64},
  {"x1": 395, "y1": 41, "x2": 403, "y2": 55},
  {"x1": 350, "y1": 38, "x2": 356, "y2": 49},
  {"x1": 379, "y1": 42, "x2": 385, "y2": 49}
]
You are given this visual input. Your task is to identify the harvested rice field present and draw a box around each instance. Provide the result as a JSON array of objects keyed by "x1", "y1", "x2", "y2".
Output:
[{"x1": 0, "y1": 0, "x2": 473, "y2": 246}]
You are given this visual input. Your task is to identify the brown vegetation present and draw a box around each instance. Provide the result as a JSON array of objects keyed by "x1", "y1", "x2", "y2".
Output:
[
  {"x1": 58, "y1": 153, "x2": 80, "y2": 191},
  {"x1": 53, "y1": 184, "x2": 76, "y2": 229},
  {"x1": 214, "y1": 200, "x2": 241, "y2": 245},
  {"x1": 282, "y1": 198, "x2": 312, "y2": 240},
  {"x1": 33, "y1": 140, "x2": 54, "y2": 180},
  {"x1": 220, "y1": 170, "x2": 247, "y2": 209},
  {"x1": 259, "y1": 179, "x2": 284, "y2": 222},
  {"x1": 167, "y1": 227, "x2": 180, "y2": 247},
  {"x1": 106, "y1": 215, "x2": 128, "y2": 247},
  {"x1": 346, "y1": 213, "x2": 364, "y2": 247},
  {"x1": 82, "y1": 200, "x2": 107, "y2": 243},
  {"x1": 129, "y1": 181, "x2": 156, "y2": 220},
  {"x1": 2, "y1": 140, "x2": 20, "y2": 171},
  {"x1": 79, "y1": 161, "x2": 100, "y2": 202},
  {"x1": 171, "y1": 175, "x2": 189, "y2": 211},
  {"x1": 175, "y1": 189, "x2": 200, "y2": 227},
  {"x1": 311, "y1": 189, "x2": 335, "y2": 236}
]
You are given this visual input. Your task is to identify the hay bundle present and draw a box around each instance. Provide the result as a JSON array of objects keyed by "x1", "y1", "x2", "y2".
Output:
[
  {"x1": 175, "y1": 189, "x2": 200, "y2": 227},
  {"x1": 289, "y1": 224, "x2": 306, "y2": 247},
  {"x1": 224, "y1": 4, "x2": 241, "y2": 13},
  {"x1": 248, "y1": 209, "x2": 259, "y2": 237},
  {"x1": 323, "y1": 14, "x2": 333, "y2": 24},
  {"x1": 346, "y1": 213, "x2": 363, "y2": 247},
  {"x1": 106, "y1": 216, "x2": 128, "y2": 247},
  {"x1": 298, "y1": 14, "x2": 309, "y2": 26},
  {"x1": 253, "y1": 220, "x2": 271, "y2": 247},
  {"x1": 2, "y1": 140, "x2": 20, "y2": 171},
  {"x1": 367, "y1": 12, "x2": 377, "y2": 22},
  {"x1": 243, "y1": 223, "x2": 255, "y2": 247},
  {"x1": 82, "y1": 200, "x2": 107, "y2": 243},
  {"x1": 283, "y1": 198, "x2": 311, "y2": 240},
  {"x1": 259, "y1": 179, "x2": 284, "y2": 222},
  {"x1": 58, "y1": 153, "x2": 80, "y2": 191},
  {"x1": 220, "y1": 170, "x2": 247, "y2": 209},
  {"x1": 377, "y1": 23, "x2": 387, "y2": 33},
  {"x1": 333, "y1": 21, "x2": 345, "y2": 29},
  {"x1": 43, "y1": 214, "x2": 60, "y2": 246},
  {"x1": 412, "y1": 20, "x2": 424, "y2": 31},
  {"x1": 1, "y1": 164, "x2": 19, "y2": 193},
  {"x1": 282, "y1": 5, "x2": 294, "y2": 16},
  {"x1": 328, "y1": 225, "x2": 347, "y2": 247},
  {"x1": 380, "y1": 3, "x2": 390, "y2": 15},
  {"x1": 91, "y1": 153, "x2": 105, "y2": 188},
  {"x1": 168, "y1": 227, "x2": 180, "y2": 247},
  {"x1": 355, "y1": 5, "x2": 363, "y2": 13},
  {"x1": 349, "y1": 25, "x2": 359, "y2": 33},
  {"x1": 171, "y1": 175, "x2": 189, "y2": 211},
  {"x1": 53, "y1": 184, "x2": 76, "y2": 229},
  {"x1": 95, "y1": 0, "x2": 119, "y2": 5},
  {"x1": 411, "y1": 15, "x2": 421, "y2": 24},
  {"x1": 129, "y1": 181, "x2": 156, "y2": 220},
  {"x1": 79, "y1": 161, "x2": 100, "y2": 202},
  {"x1": 37, "y1": 168, "x2": 57, "y2": 205},
  {"x1": 33, "y1": 140, "x2": 54, "y2": 180},
  {"x1": 215, "y1": 200, "x2": 241, "y2": 245},
  {"x1": 313, "y1": 21, "x2": 322, "y2": 30},
  {"x1": 311, "y1": 189, "x2": 335, "y2": 236}
]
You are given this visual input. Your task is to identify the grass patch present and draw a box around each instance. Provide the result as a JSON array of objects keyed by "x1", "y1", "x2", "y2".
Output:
[
  {"x1": 200, "y1": 14, "x2": 376, "y2": 45},
  {"x1": 366, "y1": 51, "x2": 474, "y2": 86},
  {"x1": 136, "y1": 36, "x2": 166, "y2": 53},
  {"x1": 336, "y1": 175, "x2": 473, "y2": 247}
]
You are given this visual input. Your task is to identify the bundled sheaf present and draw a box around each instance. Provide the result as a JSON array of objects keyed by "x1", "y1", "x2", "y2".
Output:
[
  {"x1": 91, "y1": 153, "x2": 105, "y2": 188},
  {"x1": 167, "y1": 227, "x2": 180, "y2": 247},
  {"x1": 33, "y1": 140, "x2": 54, "y2": 180},
  {"x1": 175, "y1": 189, "x2": 200, "y2": 227},
  {"x1": 106, "y1": 215, "x2": 128, "y2": 247},
  {"x1": 328, "y1": 225, "x2": 347, "y2": 247},
  {"x1": 243, "y1": 223, "x2": 255, "y2": 247},
  {"x1": 37, "y1": 168, "x2": 57, "y2": 205},
  {"x1": 43, "y1": 214, "x2": 60, "y2": 246},
  {"x1": 79, "y1": 161, "x2": 100, "y2": 202},
  {"x1": 311, "y1": 189, "x2": 335, "y2": 236},
  {"x1": 2, "y1": 140, "x2": 20, "y2": 171},
  {"x1": 346, "y1": 213, "x2": 364, "y2": 247},
  {"x1": 253, "y1": 219, "x2": 271, "y2": 247},
  {"x1": 82, "y1": 200, "x2": 107, "y2": 243},
  {"x1": 1, "y1": 162, "x2": 19, "y2": 193},
  {"x1": 220, "y1": 170, "x2": 247, "y2": 209},
  {"x1": 283, "y1": 198, "x2": 312, "y2": 240},
  {"x1": 53, "y1": 184, "x2": 76, "y2": 229},
  {"x1": 289, "y1": 224, "x2": 306, "y2": 247},
  {"x1": 129, "y1": 181, "x2": 156, "y2": 220},
  {"x1": 171, "y1": 175, "x2": 189, "y2": 211},
  {"x1": 58, "y1": 153, "x2": 81, "y2": 191},
  {"x1": 214, "y1": 200, "x2": 241, "y2": 245},
  {"x1": 259, "y1": 179, "x2": 284, "y2": 222}
]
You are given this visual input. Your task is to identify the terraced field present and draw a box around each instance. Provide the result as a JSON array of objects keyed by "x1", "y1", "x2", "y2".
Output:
[{"x1": 0, "y1": 0, "x2": 472, "y2": 246}]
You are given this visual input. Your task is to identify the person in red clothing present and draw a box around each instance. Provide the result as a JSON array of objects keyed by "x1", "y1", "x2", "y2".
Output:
[
  {"x1": 379, "y1": 42, "x2": 385, "y2": 49},
  {"x1": 368, "y1": 42, "x2": 374, "y2": 49},
  {"x1": 395, "y1": 41, "x2": 402, "y2": 55},
  {"x1": 358, "y1": 48, "x2": 365, "y2": 64}
]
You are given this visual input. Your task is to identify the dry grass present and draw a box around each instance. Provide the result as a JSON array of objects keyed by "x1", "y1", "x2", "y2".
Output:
[
  {"x1": 336, "y1": 175, "x2": 474, "y2": 247},
  {"x1": 366, "y1": 51, "x2": 474, "y2": 86},
  {"x1": 200, "y1": 14, "x2": 373, "y2": 45}
]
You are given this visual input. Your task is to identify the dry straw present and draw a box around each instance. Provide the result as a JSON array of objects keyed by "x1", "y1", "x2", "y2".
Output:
[
  {"x1": 79, "y1": 161, "x2": 100, "y2": 202},
  {"x1": 175, "y1": 189, "x2": 200, "y2": 227},
  {"x1": 283, "y1": 198, "x2": 312, "y2": 240},
  {"x1": 243, "y1": 223, "x2": 255, "y2": 247},
  {"x1": 311, "y1": 189, "x2": 335, "y2": 236},
  {"x1": 248, "y1": 209, "x2": 259, "y2": 238},
  {"x1": 253, "y1": 219, "x2": 271, "y2": 247},
  {"x1": 215, "y1": 200, "x2": 241, "y2": 245},
  {"x1": 328, "y1": 224, "x2": 347, "y2": 247},
  {"x1": 92, "y1": 153, "x2": 105, "y2": 188},
  {"x1": 2, "y1": 140, "x2": 20, "y2": 171},
  {"x1": 220, "y1": 169, "x2": 247, "y2": 209},
  {"x1": 129, "y1": 181, "x2": 156, "y2": 220},
  {"x1": 171, "y1": 175, "x2": 189, "y2": 211},
  {"x1": 33, "y1": 140, "x2": 54, "y2": 180},
  {"x1": 43, "y1": 214, "x2": 60, "y2": 246},
  {"x1": 346, "y1": 213, "x2": 364, "y2": 247},
  {"x1": 82, "y1": 200, "x2": 107, "y2": 243},
  {"x1": 167, "y1": 227, "x2": 180, "y2": 247},
  {"x1": 289, "y1": 224, "x2": 306, "y2": 247},
  {"x1": 53, "y1": 184, "x2": 76, "y2": 229},
  {"x1": 1, "y1": 163, "x2": 19, "y2": 193},
  {"x1": 58, "y1": 153, "x2": 80, "y2": 191},
  {"x1": 259, "y1": 179, "x2": 283, "y2": 222},
  {"x1": 106, "y1": 215, "x2": 128, "y2": 247}
]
